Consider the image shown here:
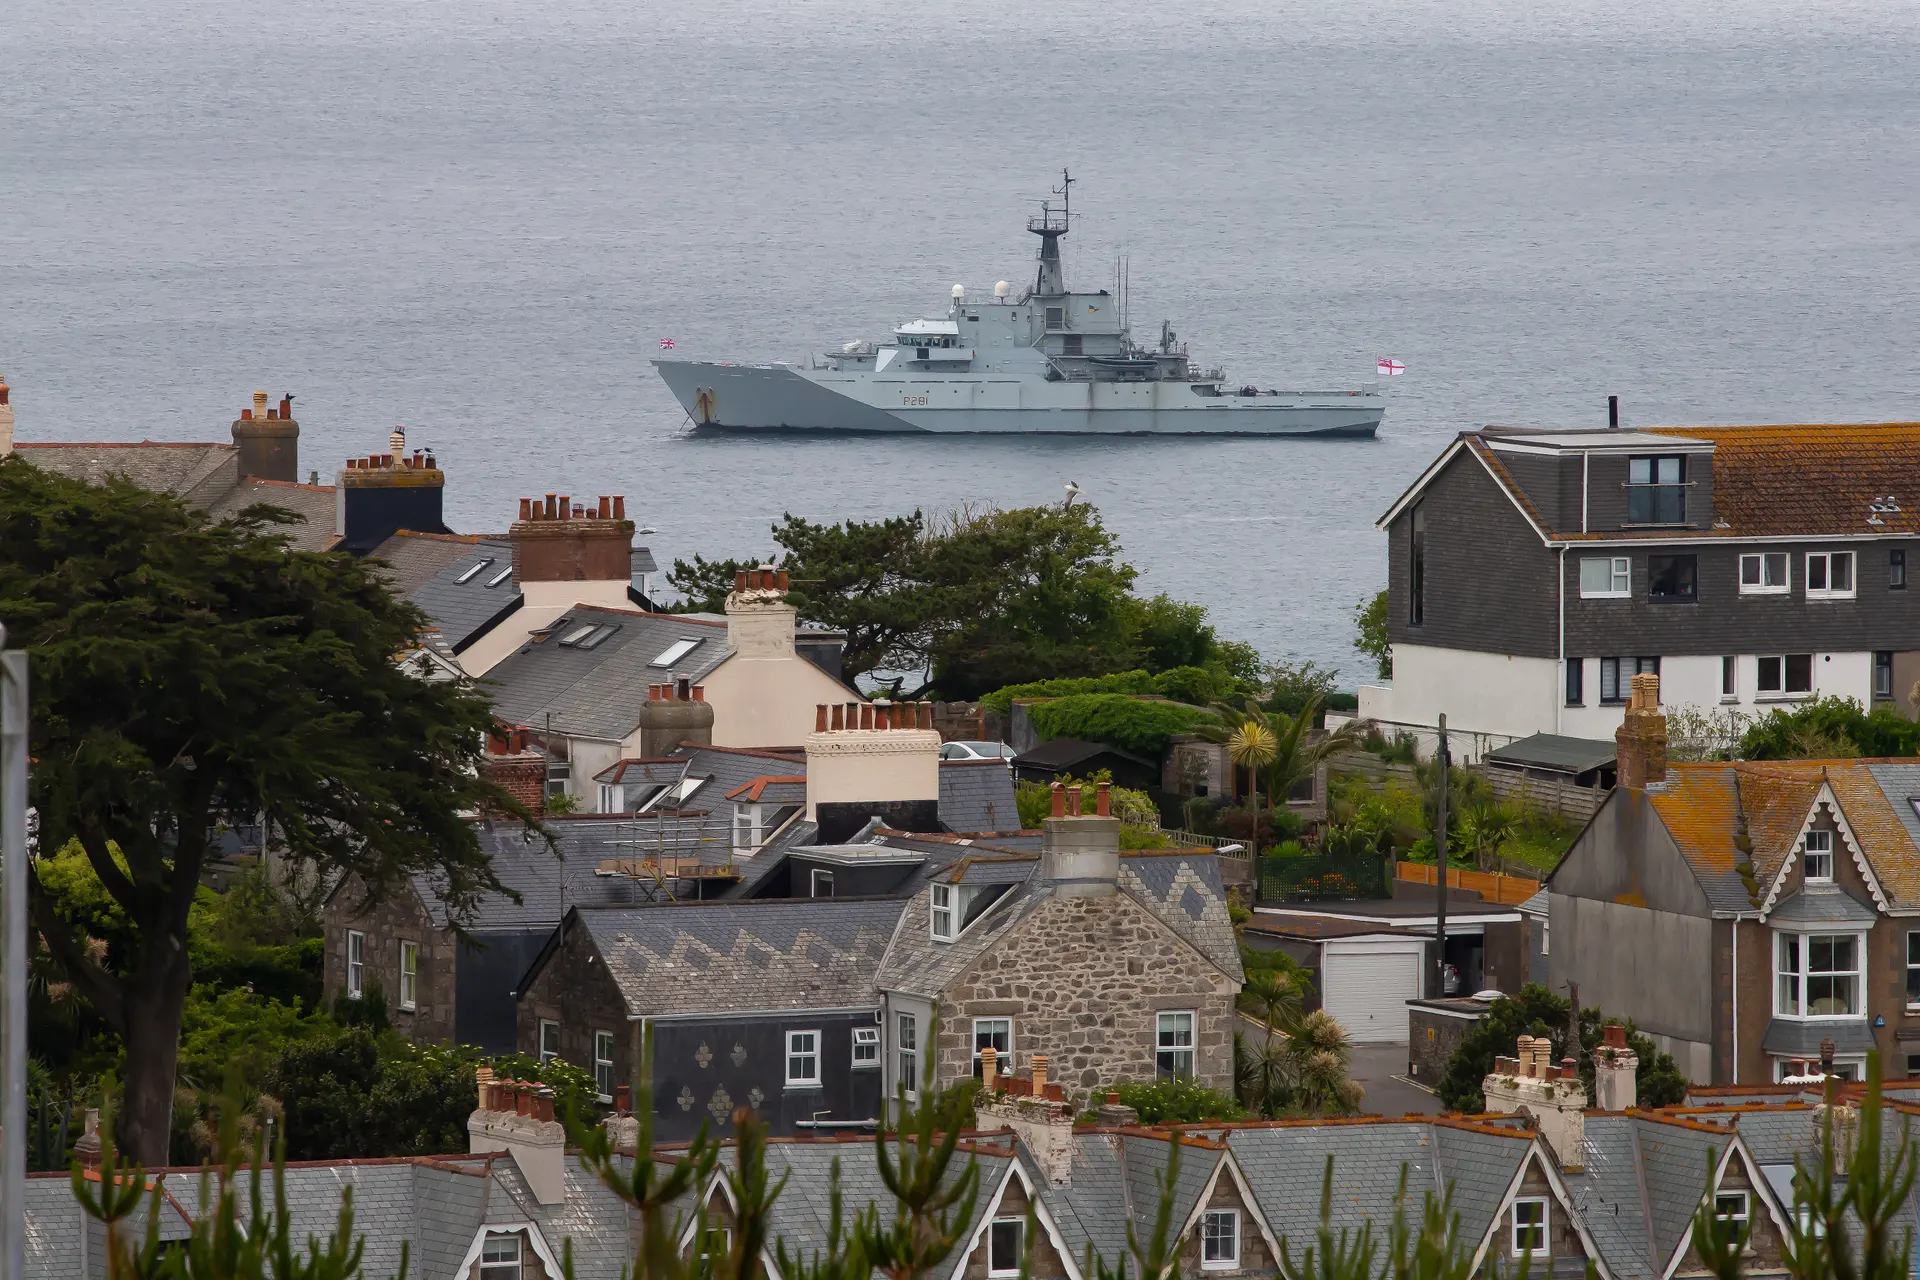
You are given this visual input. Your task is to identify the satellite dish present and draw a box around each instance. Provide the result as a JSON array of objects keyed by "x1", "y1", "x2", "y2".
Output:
[
  {"x1": 952, "y1": 284, "x2": 966, "y2": 300},
  {"x1": 993, "y1": 280, "x2": 1011, "y2": 298}
]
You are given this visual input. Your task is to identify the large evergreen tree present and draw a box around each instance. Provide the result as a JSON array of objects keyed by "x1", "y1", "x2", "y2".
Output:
[{"x1": 0, "y1": 457, "x2": 538, "y2": 1164}]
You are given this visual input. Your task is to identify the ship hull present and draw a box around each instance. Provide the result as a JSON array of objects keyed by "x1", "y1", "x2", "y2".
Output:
[{"x1": 654, "y1": 360, "x2": 1383, "y2": 437}]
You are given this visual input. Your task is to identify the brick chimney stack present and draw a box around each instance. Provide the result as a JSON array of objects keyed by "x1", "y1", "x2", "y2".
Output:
[
  {"x1": 1615, "y1": 672, "x2": 1668, "y2": 789},
  {"x1": 230, "y1": 388, "x2": 299, "y2": 482},
  {"x1": 508, "y1": 494, "x2": 635, "y2": 608},
  {"x1": 0, "y1": 373, "x2": 13, "y2": 458}
]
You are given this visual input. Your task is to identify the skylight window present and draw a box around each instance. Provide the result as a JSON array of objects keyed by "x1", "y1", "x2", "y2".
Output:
[
  {"x1": 558, "y1": 624, "x2": 599, "y2": 647},
  {"x1": 485, "y1": 566, "x2": 514, "y2": 589},
  {"x1": 638, "y1": 776, "x2": 705, "y2": 812},
  {"x1": 455, "y1": 558, "x2": 495, "y2": 584},
  {"x1": 576, "y1": 625, "x2": 619, "y2": 651},
  {"x1": 650, "y1": 637, "x2": 703, "y2": 668}
]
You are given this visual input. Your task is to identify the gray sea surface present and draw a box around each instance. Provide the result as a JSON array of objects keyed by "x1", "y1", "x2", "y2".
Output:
[{"x1": 6, "y1": 0, "x2": 1918, "y2": 684}]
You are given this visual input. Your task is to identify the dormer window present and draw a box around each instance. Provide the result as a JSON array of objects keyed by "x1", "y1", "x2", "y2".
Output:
[
  {"x1": 930, "y1": 884, "x2": 955, "y2": 941},
  {"x1": 732, "y1": 803, "x2": 764, "y2": 852},
  {"x1": 1626, "y1": 455, "x2": 1687, "y2": 524},
  {"x1": 1803, "y1": 829, "x2": 1834, "y2": 882}
]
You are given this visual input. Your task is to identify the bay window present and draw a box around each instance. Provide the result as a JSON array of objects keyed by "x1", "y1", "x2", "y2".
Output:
[{"x1": 1775, "y1": 932, "x2": 1862, "y2": 1018}]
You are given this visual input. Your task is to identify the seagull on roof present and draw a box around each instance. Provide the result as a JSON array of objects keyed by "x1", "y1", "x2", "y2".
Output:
[{"x1": 1063, "y1": 481, "x2": 1081, "y2": 507}]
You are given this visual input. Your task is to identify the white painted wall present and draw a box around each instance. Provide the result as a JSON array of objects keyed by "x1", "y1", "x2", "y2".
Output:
[
  {"x1": 1363, "y1": 644, "x2": 1879, "y2": 754},
  {"x1": 697, "y1": 655, "x2": 857, "y2": 748}
]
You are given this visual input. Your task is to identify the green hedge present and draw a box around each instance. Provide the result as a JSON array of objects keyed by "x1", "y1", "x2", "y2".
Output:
[
  {"x1": 1025, "y1": 693, "x2": 1218, "y2": 756},
  {"x1": 981, "y1": 666, "x2": 1232, "y2": 716}
]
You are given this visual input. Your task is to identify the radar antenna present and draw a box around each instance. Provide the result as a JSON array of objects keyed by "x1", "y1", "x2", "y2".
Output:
[{"x1": 1027, "y1": 168, "x2": 1074, "y2": 296}]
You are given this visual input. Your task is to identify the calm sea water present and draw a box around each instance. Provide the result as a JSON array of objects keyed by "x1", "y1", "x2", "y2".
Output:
[{"x1": 6, "y1": 0, "x2": 1918, "y2": 684}]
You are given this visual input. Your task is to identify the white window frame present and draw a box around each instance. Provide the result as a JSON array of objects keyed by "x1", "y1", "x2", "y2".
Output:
[
  {"x1": 852, "y1": 1026, "x2": 880, "y2": 1067},
  {"x1": 480, "y1": 1233, "x2": 523, "y2": 1280},
  {"x1": 539, "y1": 1019, "x2": 560, "y2": 1062},
  {"x1": 1774, "y1": 930, "x2": 1865, "y2": 1019},
  {"x1": 1714, "y1": 1190, "x2": 1750, "y2": 1250},
  {"x1": 1512, "y1": 1197, "x2": 1549, "y2": 1256},
  {"x1": 1739, "y1": 551, "x2": 1790, "y2": 595},
  {"x1": 987, "y1": 1218, "x2": 1025, "y2": 1277},
  {"x1": 698, "y1": 1227, "x2": 731, "y2": 1267},
  {"x1": 811, "y1": 868, "x2": 836, "y2": 898},
  {"x1": 1157, "y1": 1011, "x2": 1196, "y2": 1078},
  {"x1": 346, "y1": 930, "x2": 365, "y2": 999},
  {"x1": 1806, "y1": 550, "x2": 1856, "y2": 600},
  {"x1": 1907, "y1": 931, "x2": 1920, "y2": 1011},
  {"x1": 786, "y1": 1029, "x2": 821, "y2": 1086},
  {"x1": 1802, "y1": 829, "x2": 1834, "y2": 883},
  {"x1": 1579, "y1": 555, "x2": 1631, "y2": 599},
  {"x1": 930, "y1": 884, "x2": 956, "y2": 941},
  {"x1": 1201, "y1": 1209, "x2": 1240, "y2": 1270},
  {"x1": 897, "y1": 1013, "x2": 919, "y2": 1099},
  {"x1": 599, "y1": 783, "x2": 620, "y2": 814},
  {"x1": 594, "y1": 1030, "x2": 616, "y2": 1102},
  {"x1": 398, "y1": 939, "x2": 418, "y2": 1011},
  {"x1": 972, "y1": 1018, "x2": 1012, "y2": 1078},
  {"x1": 1720, "y1": 655, "x2": 1738, "y2": 701}
]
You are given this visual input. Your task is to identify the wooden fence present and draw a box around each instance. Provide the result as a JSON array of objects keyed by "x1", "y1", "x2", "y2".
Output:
[
  {"x1": 1327, "y1": 753, "x2": 1607, "y2": 824},
  {"x1": 1394, "y1": 860, "x2": 1543, "y2": 906}
]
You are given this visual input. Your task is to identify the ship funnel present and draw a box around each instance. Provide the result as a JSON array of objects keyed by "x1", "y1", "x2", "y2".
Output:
[
  {"x1": 951, "y1": 284, "x2": 965, "y2": 300},
  {"x1": 994, "y1": 280, "x2": 1011, "y2": 299}
]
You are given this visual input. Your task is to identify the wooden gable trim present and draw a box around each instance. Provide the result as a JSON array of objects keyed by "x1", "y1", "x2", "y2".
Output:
[
  {"x1": 948, "y1": 1159, "x2": 1083, "y2": 1280},
  {"x1": 1758, "y1": 781, "x2": 1891, "y2": 918},
  {"x1": 1467, "y1": 1143, "x2": 1613, "y2": 1280},
  {"x1": 1178, "y1": 1149, "x2": 1283, "y2": 1274},
  {"x1": 1657, "y1": 1133, "x2": 1792, "y2": 1280},
  {"x1": 455, "y1": 1222, "x2": 565, "y2": 1280}
]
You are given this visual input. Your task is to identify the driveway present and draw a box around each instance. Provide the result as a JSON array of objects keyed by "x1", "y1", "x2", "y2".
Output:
[{"x1": 1238, "y1": 1014, "x2": 1440, "y2": 1116}]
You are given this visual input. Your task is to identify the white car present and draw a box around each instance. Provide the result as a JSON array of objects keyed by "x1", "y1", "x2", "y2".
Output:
[{"x1": 940, "y1": 740, "x2": 1016, "y2": 763}]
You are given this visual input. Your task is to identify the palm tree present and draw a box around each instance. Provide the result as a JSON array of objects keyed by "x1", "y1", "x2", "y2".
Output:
[{"x1": 1199, "y1": 694, "x2": 1371, "y2": 836}]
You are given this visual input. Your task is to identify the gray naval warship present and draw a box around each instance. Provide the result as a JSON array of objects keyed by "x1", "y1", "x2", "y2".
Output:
[{"x1": 654, "y1": 173, "x2": 1385, "y2": 436}]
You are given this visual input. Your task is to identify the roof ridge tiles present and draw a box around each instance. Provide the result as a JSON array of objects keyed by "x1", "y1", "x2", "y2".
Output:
[{"x1": 1626, "y1": 1109, "x2": 1737, "y2": 1133}]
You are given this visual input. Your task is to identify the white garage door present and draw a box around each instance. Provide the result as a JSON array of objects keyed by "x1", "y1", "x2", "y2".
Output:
[{"x1": 1320, "y1": 938, "x2": 1425, "y2": 1043}]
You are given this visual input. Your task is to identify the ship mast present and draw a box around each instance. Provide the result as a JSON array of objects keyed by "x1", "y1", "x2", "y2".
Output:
[{"x1": 1027, "y1": 168, "x2": 1072, "y2": 296}]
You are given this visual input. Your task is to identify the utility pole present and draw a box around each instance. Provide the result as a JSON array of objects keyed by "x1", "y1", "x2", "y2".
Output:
[
  {"x1": 1, "y1": 624, "x2": 28, "y2": 1280},
  {"x1": 1434, "y1": 713, "x2": 1449, "y2": 999}
]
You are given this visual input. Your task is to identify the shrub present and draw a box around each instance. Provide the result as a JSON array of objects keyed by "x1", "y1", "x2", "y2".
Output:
[
  {"x1": 1097, "y1": 1076, "x2": 1244, "y2": 1124},
  {"x1": 1015, "y1": 772, "x2": 1160, "y2": 829},
  {"x1": 981, "y1": 666, "x2": 1236, "y2": 716},
  {"x1": 1434, "y1": 983, "x2": 1688, "y2": 1113},
  {"x1": 1739, "y1": 695, "x2": 1920, "y2": 760}
]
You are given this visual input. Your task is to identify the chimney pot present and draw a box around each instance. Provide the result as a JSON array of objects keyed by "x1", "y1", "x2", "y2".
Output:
[
  {"x1": 241, "y1": 408, "x2": 253, "y2": 420},
  {"x1": 1051, "y1": 781, "x2": 1066, "y2": 817},
  {"x1": 777, "y1": 570, "x2": 790, "y2": 590},
  {"x1": 676, "y1": 677, "x2": 692, "y2": 701},
  {"x1": 1603, "y1": 1024, "x2": 1627, "y2": 1050},
  {"x1": 253, "y1": 391, "x2": 269, "y2": 417},
  {"x1": 613, "y1": 496, "x2": 625, "y2": 519},
  {"x1": 981, "y1": 1045, "x2": 998, "y2": 1091},
  {"x1": 520, "y1": 497, "x2": 532, "y2": 520},
  {"x1": 1066, "y1": 786, "x2": 1082, "y2": 817},
  {"x1": 558, "y1": 496, "x2": 571, "y2": 520},
  {"x1": 735, "y1": 570, "x2": 748, "y2": 593},
  {"x1": 280, "y1": 395, "x2": 292, "y2": 418},
  {"x1": 859, "y1": 704, "x2": 874, "y2": 730},
  {"x1": 1096, "y1": 781, "x2": 1111, "y2": 817},
  {"x1": 614, "y1": 1084, "x2": 631, "y2": 1115},
  {"x1": 1615, "y1": 672, "x2": 1668, "y2": 789},
  {"x1": 545, "y1": 494, "x2": 557, "y2": 519},
  {"x1": 830, "y1": 704, "x2": 845, "y2": 730},
  {"x1": 266, "y1": 407, "x2": 278, "y2": 420},
  {"x1": 1031, "y1": 1054, "x2": 1048, "y2": 1096},
  {"x1": 816, "y1": 704, "x2": 828, "y2": 732}
]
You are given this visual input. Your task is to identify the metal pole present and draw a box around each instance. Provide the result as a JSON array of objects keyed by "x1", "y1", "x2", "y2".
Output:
[
  {"x1": 1434, "y1": 713, "x2": 1449, "y2": 999},
  {"x1": 2, "y1": 629, "x2": 29, "y2": 1280}
]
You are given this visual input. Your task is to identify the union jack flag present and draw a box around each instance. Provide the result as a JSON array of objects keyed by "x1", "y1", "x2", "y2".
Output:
[{"x1": 659, "y1": 338, "x2": 675, "y2": 349}]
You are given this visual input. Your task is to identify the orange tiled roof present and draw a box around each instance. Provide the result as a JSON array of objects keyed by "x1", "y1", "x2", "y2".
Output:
[
  {"x1": 1643, "y1": 423, "x2": 1920, "y2": 538},
  {"x1": 1646, "y1": 760, "x2": 1920, "y2": 913}
]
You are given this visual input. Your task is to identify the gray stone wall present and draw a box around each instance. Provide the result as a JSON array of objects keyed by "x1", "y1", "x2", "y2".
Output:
[
  {"x1": 516, "y1": 918, "x2": 633, "y2": 1091},
  {"x1": 323, "y1": 877, "x2": 455, "y2": 1044},
  {"x1": 934, "y1": 892, "x2": 1238, "y2": 1096}
]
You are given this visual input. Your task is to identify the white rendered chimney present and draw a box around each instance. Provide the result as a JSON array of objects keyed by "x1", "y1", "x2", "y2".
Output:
[
  {"x1": 1482, "y1": 1034, "x2": 1588, "y2": 1170},
  {"x1": 726, "y1": 567, "x2": 798, "y2": 659},
  {"x1": 974, "y1": 1056, "x2": 1075, "y2": 1187},
  {"x1": 804, "y1": 700, "x2": 941, "y2": 820},
  {"x1": 1593, "y1": 1024, "x2": 1639, "y2": 1111},
  {"x1": 0, "y1": 374, "x2": 14, "y2": 457},
  {"x1": 468, "y1": 1076, "x2": 567, "y2": 1204}
]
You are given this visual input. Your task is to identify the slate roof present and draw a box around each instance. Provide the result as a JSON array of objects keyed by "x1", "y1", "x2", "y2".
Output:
[
  {"x1": 1759, "y1": 1017, "x2": 1876, "y2": 1057},
  {"x1": 1387, "y1": 424, "x2": 1920, "y2": 544},
  {"x1": 482, "y1": 608, "x2": 732, "y2": 739},
  {"x1": 1485, "y1": 733, "x2": 1618, "y2": 775},
  {"x1": 1012, "y1": 738, "x2": 1157, "y2": 772},
  {"x1": 382, "y1": 533, "x2": 524, "y2": 652},
  {"x1": 15, "y1": 441, "x2": 243, "y2": 503},
  {"x1": 1767, "y1": 885, "x2": 1878, "y2": 925},
  {"x1": 205, "y1": 477, "x2": 342, "y2": 551},
  {"x1": 579, "y1": 897, "x2": 905, "y2": 1017},
  {"x1": 392, "y1": 811, "x2": 738, "y2": 932},
  {"x1": 938, "y1": 759, "x2": 1021, "y2": 833}
]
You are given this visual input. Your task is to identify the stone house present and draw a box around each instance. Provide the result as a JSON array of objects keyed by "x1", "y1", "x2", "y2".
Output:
[
  {"x1": 1548, "y1": 673, "x2": 1920, "y2": 1084},
  {"x1": 874, "y1": 787, "x2": 1245, "y2": 1104}
]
